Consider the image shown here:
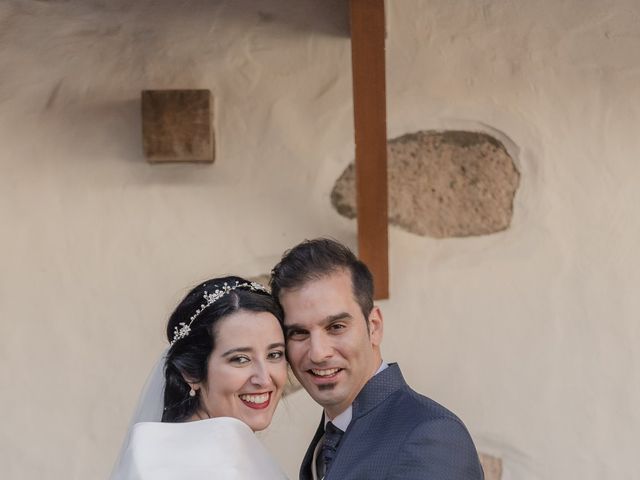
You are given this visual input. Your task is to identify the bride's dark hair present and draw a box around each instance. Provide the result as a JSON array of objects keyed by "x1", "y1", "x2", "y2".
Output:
[{"x1": 161, "y1": 276, "x2": 283, "y2": 423}]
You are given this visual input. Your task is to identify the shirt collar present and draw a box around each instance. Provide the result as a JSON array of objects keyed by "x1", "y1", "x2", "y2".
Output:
[{"x1": 323, "y1": 361, "x2": 388, "y2": 432}]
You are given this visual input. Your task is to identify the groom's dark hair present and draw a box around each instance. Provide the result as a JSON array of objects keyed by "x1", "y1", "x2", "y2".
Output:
[{"x1": 270, "y1": 238, "x2": 374, "y2": 320}]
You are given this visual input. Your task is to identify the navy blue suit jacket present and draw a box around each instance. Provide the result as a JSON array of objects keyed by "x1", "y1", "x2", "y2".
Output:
[{"x1": 300, "y1": 363, "x2": 483, "y2": 480}]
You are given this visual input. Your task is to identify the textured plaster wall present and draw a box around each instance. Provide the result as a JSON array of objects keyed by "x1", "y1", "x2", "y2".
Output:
[{"x1": 1, "y1": 1, "x2": 639, "y2": 479}]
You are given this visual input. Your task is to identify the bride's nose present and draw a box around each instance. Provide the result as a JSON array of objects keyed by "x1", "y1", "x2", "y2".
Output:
[{"x1": 250, "y1": 361, "x2": 272, "y2": 386}]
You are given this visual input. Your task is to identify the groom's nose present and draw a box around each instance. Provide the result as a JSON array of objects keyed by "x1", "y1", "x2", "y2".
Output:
[{"x1": 308, "y1": 333, "x2": 333, "y2": 363}]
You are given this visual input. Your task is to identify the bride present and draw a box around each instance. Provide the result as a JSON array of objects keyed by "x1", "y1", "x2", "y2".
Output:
[{"x1": 111, "y1": 276, "x2": 289, "y2": 479}]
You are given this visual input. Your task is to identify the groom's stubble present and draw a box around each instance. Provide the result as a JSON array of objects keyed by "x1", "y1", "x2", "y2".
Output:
[{"x1": 318, "y1": 383, "x2": 336, "y2": 391}]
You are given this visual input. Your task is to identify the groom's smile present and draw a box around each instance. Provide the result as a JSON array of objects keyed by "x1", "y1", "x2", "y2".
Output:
[
  {"x1": 309, "y1": 367, "x2": 344, "y2": 390},
  {"x1": 311, "y1": 367, "x2": 341, "y2": 377}
]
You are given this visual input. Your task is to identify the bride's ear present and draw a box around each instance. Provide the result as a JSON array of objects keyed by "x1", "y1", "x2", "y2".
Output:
[
  {"x1": 181, "y1": 372, "x2": 201, "y2": 393},
  {"x1": 187, "y1": 384, "x2": 199, "y2": 397},
  {"x1": 185, "y1": 381, "x2": 201, "y2": 398}
]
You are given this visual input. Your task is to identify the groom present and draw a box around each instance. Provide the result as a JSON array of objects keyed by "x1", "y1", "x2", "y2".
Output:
[{"x1": 271, "y1": 238, "x2": 484, "y2": 480}]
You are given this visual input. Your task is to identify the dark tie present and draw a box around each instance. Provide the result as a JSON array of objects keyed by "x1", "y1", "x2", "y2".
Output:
[{"x1": 316, "y1": 422, "x2": 343, "y2": 478}]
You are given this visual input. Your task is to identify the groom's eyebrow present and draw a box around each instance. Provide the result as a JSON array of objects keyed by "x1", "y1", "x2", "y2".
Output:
[
  {"x1": 285, "y1": 312, "x2": 352, "y2": 334},
  {"x1": 326, "y1": 312, "x2": 351, "y2": 323}
]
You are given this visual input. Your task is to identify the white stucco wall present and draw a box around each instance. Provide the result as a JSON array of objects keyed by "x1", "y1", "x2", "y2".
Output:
[{"x1": 1, "y1": 1, "x2": 638, "y2": 479}]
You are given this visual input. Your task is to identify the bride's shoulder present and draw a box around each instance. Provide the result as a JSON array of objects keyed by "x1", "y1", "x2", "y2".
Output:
[
  {"x1": 120, "y1": 418, "x2": 288, "y2": 479},
  {"x1": 131, "y1": 416, "x2": 251, "y2": 434},
  {"x1": 129, "y1": 416, "x2": 256, "y2": 448}
]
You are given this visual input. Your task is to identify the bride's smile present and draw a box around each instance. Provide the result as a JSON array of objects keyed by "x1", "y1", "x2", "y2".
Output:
[
  {"x1": 239, "y1": 392, "x2": 272, "y2": 408},
  {"x1": 190, "y1": 310, "x2": 288, "y2": 431}
]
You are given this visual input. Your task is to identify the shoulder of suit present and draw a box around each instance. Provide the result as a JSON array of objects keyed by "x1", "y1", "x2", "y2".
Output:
[{"x1": 383, "y1": 383, "x2": 465, "y2": 425}]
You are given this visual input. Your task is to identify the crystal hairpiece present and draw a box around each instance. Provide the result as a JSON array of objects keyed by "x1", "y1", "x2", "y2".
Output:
[{"x1": 170, "y1": 280, "x2": 269, "y2": 346}]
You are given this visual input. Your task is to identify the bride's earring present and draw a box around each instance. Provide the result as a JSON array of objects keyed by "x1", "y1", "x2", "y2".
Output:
[{"x1": 189, "y1": 388, "x2": 197, "y2": 397}]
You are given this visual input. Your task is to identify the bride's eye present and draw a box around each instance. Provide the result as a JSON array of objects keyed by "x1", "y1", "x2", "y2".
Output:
[
  {"x1": 230, "y1": 355, "x2": 250, "y2": 365},
  {"x1": 268, "y1": 350, "x2": 284, "y2": 361}
]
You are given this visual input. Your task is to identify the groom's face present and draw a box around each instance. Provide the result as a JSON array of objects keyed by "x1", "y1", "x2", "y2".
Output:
[{"x1": 280, "y1": 269, "x2": 383, "y2": 419}]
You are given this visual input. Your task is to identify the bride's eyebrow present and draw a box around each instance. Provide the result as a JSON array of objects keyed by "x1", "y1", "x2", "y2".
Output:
[
  {"x1": 221, "y1": 342, "x2": 285, "y2": 357},
  {"x1": 221, "y1": 347, "x2": 253, "y2": 357}
]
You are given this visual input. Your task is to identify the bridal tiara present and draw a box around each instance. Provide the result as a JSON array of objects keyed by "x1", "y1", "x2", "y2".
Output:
[{"x1": 170, "y1": 280, "x2": 269, "y2": 346}]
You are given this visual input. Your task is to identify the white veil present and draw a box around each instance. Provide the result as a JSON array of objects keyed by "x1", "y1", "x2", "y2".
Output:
[{"x1": 110, "y1": 348, "x2": 168, "y2": 478}]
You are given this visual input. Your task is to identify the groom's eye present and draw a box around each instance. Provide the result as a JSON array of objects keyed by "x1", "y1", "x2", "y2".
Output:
[{"x1": 287, "y1": 329, "x2": 308, "y2": 340}]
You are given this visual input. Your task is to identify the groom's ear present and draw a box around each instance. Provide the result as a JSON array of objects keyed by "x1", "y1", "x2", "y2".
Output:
[{"x1": 367, "y1": 306, "x2": 383, "y2": 347}]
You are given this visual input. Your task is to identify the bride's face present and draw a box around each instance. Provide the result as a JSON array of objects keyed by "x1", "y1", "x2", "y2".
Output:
[{"x1": 194, "y1": 310, "x2": 287, "y2": 431}]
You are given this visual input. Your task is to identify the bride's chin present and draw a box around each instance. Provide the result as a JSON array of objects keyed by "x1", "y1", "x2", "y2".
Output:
[
  {"x1": 249, "y1": 423, "x2": 268, "y2": 432},
  {"x1": 245, "y1": 414, "x2": 274, "y2": 432}
]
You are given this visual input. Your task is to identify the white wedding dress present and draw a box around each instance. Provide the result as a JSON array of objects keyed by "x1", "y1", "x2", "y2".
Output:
[
  {"x1": 112, "y1": 417, "x2": 287, "y2": 479},
  {"x1": 111, "y1": 350, "x2": 288, "y2": 479}
]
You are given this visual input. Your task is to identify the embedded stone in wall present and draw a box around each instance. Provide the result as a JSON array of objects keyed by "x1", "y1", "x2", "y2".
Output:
[
  {"x1": 479, "y1": 453, "x2": 503, "y2": 480},
  {"x1": 331, "y1": 131, "x2": 520, "y2": 238}
]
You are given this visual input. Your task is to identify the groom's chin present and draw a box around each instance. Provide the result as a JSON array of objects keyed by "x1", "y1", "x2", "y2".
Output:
[{"x1": 307, "y1": 383, "x2": 343, "y2": 409}]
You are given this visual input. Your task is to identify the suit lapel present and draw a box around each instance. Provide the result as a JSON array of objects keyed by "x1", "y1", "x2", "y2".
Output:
[{"x1": 324, "y1": 364, "x2": 407, "y2": 480}]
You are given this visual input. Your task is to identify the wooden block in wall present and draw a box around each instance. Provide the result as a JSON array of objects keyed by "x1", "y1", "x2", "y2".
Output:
[{"x1": 141, "y1": 89, "x2": 214, "y2": 163}]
